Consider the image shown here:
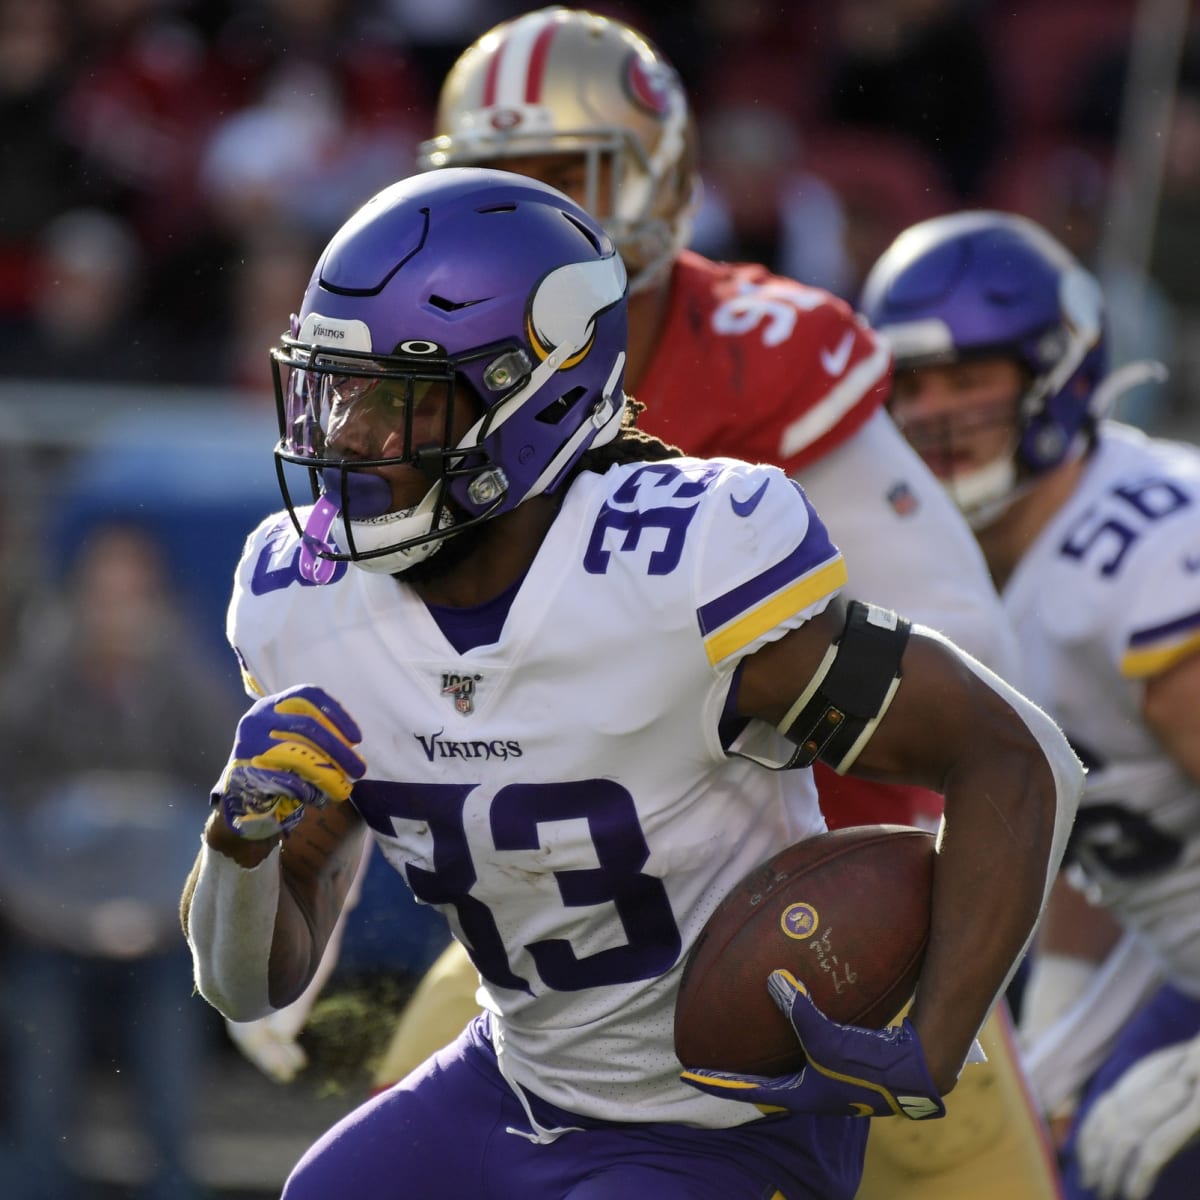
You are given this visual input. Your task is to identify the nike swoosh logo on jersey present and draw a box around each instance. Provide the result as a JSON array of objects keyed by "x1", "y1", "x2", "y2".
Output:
[
  {"x1": 730, "y1": 479, "x2": 770, "y2": 517},
  {"x1": 898, "y1": 1095, "x2": 943, "y2": 1120},
  {"x1": 819, "y1": 330, "x2": 855, "y2": 377}
]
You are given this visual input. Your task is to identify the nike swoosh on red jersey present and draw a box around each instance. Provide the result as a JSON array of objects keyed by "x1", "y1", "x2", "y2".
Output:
[
  {"x1": 819, "y1": 330, "x2": 855, "y2": 377},
  {"x1": 730, "y1": 479, "x2": 771, "y2": 517}
]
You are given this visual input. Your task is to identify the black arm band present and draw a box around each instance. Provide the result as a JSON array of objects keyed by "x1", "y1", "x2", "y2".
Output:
[{"x1": 777, "y1": 600, "x2": 912, "y2": 773}]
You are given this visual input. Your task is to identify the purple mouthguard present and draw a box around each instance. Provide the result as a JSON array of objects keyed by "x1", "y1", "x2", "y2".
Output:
[{"x1": 297, "y1": 470, "x2": 394, "y2": 584}]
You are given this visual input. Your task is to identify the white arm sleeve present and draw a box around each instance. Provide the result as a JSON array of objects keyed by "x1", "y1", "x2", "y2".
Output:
[
  {"x1": 223, "y1": 835, "x2": 376, "y2": 1079},
  {"x1": 1019, "y1": 952, "x2": 1105, "y2": 1050},
  {"x1": 186, "y1": 842, "x2": 282, "y2": 1022}
]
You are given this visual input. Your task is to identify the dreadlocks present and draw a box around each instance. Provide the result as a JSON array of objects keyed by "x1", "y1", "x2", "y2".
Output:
[
  {"x1": 395, "y1": 399, "x2": 683, "y2": 586},
  {"x1": 575, "y1": 397, "x2": 684, "y2": 475}
]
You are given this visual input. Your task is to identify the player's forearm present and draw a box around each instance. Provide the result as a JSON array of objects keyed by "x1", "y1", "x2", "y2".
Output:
[
  {"x1": 1035, "y1": 870, "x2": 1124, "y2": 959},
  {"x1": 184, "y1": 821, "x2": 284, "y2": 1021},
  {"x1": 1141, "y1": 650, "x2": 1200, "y2": 786},
  {"x1": 912, "y1": 739, "x2": 1060, "y2": 1089},
  {"x1": 912, "y1": 678, "x2": 1082, "y2": 1091},
  {"x1": 184, "y1": 802, "x2": 365, "y2": 1018},
  {"x1": 267, "y1": 801, "x2": 368, "y2": 1007}
]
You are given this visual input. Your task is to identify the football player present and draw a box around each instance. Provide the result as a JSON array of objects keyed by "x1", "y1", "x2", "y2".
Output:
[
  {"x1": 310, "y1": 11, "x2": 1063, "y2": 1200},
  {"x1": 181, "y1": 166, "x2": 1082, "y2": 1200},
  {"x1": 414, "y1": 6, "x2": 1018, "y2": 689},
  {"x1": 860, "y1": 210, "x2": 1200, "y2": 1200}
]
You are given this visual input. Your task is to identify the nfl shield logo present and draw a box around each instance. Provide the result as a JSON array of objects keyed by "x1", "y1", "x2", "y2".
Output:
[
  {"x1": 441, "y1": 672, "x2": 479, "y2": 715},
  {"x1": 887, "y1": 481, "x2": 919, "y2": 517}
]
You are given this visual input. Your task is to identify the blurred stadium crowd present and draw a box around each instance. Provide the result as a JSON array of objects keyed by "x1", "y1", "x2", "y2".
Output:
[
  {"x1": 1, "y1": 0, "x2": 1196, "y2": 406},
  {"x1": 0, "y1": 0, "x2": 1198, "y2": 1196}
]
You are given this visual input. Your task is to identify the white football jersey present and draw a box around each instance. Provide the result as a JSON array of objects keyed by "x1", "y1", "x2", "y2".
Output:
[
  {"x1": 228, "y1": 456, "x2": 845, "y2": 1126},
  {"x1": 1002, "y1": 422, "x2": 1200, "y2": 991}
]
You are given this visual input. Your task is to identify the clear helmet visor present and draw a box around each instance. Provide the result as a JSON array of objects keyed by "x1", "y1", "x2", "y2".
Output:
[
  {"x1": 271, "y1": 345, "x2": 475, "y2": 574},
  {"x1": 278, "y1": 354, "x2": 454, "y2": 474}
]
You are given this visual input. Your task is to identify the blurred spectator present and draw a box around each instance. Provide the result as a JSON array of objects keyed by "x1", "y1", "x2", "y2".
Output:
[
  {"x1": 0, "y1": 522, "x2": 244, "y2": 1200},
  {"x1": 59, "y1": 0, "x2": 230, "y2": 252},
  {"x1": 987, "y1": 142, "x2": 1175, "y2": 432},
  {"x1": 140, "y1": 0, "x2": 431, "y2": 388},
  {"x1": 205, "y1": 0, "x2": 433, "y2": 226},
  {"x1": 198, "y1": 60, "x2": 408, "y2": 244},
  {"x1": 662, "y1": 0, "x2": 825, "y2": 127},
  {"x1": 1147, "y1": 50, "x2": 1200, "y2": 332},
  {"x1": 693, "y1": 102, "x2": 855, "y2": 296},
  {"x1": 694, "y1": 104, "x2": 954, "y2": 303},
  {"x1": 804, "y1": 127, "x2": 956, "y2": 302},
  {"x1": 379, "y1": 0, "x2": 533, "y2": 96},
  {"x1": 820, "y1": 0, "x2": 1005, "y2": 200},
  {"x1": 0, "y1": 208, "x2": 174, "y2": 384},
  {"x1": 0, "y1": 0, "x2": 106, "y2": 325},
  {"x1": 1117, "y1": 41, "x2": 1200, "y2": 427},
  {"x1": 991, "y1": 0, "x2": 1136, "y2": 148},
  {"x1": 219, "y1": 223, "x2": 324, "y2": 398}
]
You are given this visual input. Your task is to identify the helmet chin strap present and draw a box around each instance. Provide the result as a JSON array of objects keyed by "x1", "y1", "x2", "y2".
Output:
[
  {"x1": 945, "y1": 456, "x2": 1022, "y2": 530},
  {"x1": 949, "y1": 430, "x2": 1094, "y2": 532},
  {"x1": 299, "y1": 469, "x2": 455, "y2": 580},
  {"x1": 333, "y1": 486, "x2": 455, "y2": 575}
]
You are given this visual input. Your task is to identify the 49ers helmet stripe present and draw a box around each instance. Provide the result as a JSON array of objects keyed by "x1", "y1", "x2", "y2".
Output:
[
  {"x1": 482, "y1": 17, "x2": 560, "y2": 106},
  {"x1": 419, "y1": 7, "x2": 698, "y2": 292}
]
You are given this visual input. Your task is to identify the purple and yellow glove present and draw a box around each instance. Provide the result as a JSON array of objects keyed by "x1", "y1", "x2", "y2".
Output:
[
  {"x1": 214, "y1": 684, "x2": 366, "y2": 839},
  {"x1": 681, "y1": 969, "x2": 946, "y2": 1120}
]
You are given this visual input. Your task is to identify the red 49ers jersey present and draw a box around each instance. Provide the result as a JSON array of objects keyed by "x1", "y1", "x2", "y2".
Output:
[
  {"x1": 634, "y1": 250, "x2": 891, "y2": 470},
  {"x1": 636, "y1": 251, "x2": 936, "y2": 833}
]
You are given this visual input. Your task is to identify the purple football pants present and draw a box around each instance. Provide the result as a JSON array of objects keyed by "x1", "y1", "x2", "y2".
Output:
[
  {"x1": 1060, "y1": 983, "x2": 1200, "y2": 1200},
  {"x1": 282, "y1": 1015, "x2": 868, "y2": 1199}
]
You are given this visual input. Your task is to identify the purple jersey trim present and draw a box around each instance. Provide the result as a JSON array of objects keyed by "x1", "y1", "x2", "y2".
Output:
[{"x1": 425, "y1": 572, "x2": 525, "y2": 654}]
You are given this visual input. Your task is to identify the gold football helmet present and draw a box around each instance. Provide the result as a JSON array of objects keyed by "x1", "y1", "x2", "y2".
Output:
[{"x1": 418, "y1": 6, "x2": 698, "y2": 291}]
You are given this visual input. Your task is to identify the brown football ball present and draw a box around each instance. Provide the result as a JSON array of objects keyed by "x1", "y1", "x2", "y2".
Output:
[{"x1": 674, "y1": 823, "x2": 936, "y2": 1075}]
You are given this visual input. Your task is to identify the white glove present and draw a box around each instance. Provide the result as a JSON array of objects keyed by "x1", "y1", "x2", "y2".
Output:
[
  {"x1": 225, "y1": 1009, "x2": 309, "y2": 1084},
  {"x1": 1077, "y1": 1035, "x2": 1200, "y2": 1199}
]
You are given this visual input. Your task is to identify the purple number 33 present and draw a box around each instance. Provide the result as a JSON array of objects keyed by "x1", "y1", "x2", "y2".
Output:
[{"x1": 353, "y1": 779, "x2": 682, "y2": 994}]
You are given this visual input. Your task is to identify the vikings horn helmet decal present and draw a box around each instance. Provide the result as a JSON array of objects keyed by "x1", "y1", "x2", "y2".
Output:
[{"x1": 271, "y1": 167, "x2": 628, "y2": 575}]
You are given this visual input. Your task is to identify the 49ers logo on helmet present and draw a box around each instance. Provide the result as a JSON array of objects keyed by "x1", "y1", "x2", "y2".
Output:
[
  {"x1": 489, "y1": 108, "x2": 523, "y2": 131},
  {"x1": 624, "y1": 52, "x2": 672, "y2": 116}
]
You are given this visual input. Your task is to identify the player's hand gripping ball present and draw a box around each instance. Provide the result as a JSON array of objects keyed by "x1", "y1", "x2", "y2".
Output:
[
  {"x1": 214, "y1": 684, "x2": 366, "y2": 839},
  {"x1": 674, "y1": 824, "x2": 935, "y2": 1075},
  {"x1": 681, "y1": 969, "x2": 945, "y2": 1119}
]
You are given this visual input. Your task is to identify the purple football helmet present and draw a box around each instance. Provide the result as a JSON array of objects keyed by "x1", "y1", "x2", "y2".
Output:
[
  {"x1": 271, "y1": 167, "x2": 628, "y2": 574},
  {"x1": 859, "y1": 211, "x2": 1107, "y2": 484}
]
